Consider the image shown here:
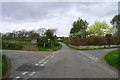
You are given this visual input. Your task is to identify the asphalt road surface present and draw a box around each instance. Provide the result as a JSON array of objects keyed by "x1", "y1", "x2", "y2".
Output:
[{"x1": 2, "y1": 43, "x2": 118, "y2": 79}]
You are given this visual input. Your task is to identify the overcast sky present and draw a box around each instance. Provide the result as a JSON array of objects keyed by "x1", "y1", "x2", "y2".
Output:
[{"x1": 1, "y1": 2, "x2": 118, "y2": 37}]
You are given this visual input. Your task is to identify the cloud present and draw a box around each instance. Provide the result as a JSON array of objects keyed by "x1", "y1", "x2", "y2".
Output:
[{"x1": 1, "y1": 2, "x2": 118, "y2": 36}]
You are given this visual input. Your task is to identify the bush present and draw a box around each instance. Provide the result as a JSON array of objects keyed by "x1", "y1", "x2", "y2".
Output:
[
  {"x1": 2, "y1": 41, "x2": 23, "y2": 50},
  {"x1": 90, "y1": 37, "x2": 100, "y2": 46},
  {"x1": 53, "y1": 42, "x2": 60, "y2": 46},
  {"x1": 2, "y1": 54, "x2": 9, "y2": 76},
  {"x1": 68, "y1": 37, "x2": 120, "y2": 46}
]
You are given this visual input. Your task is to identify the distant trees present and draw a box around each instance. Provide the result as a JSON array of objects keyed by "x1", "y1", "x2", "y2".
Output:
[
  {"x1": 2, "y1": 28, "x2": 52, "y2": 38},
  {"x1": 111, "y1": 14, "x2": 120, "y2": 36},
  {"x1": 70, "y1": 18, "x2": 89, "y2": 38}
]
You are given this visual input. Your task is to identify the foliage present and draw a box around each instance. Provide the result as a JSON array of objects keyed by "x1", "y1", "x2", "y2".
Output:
[
  {"x1": 37, "y1": 37, "x2": 51, "y2": 48},
  {"x1": 104, "y1": 49, "x2": 120, "y2": 70},
  {"x1": 2, "y1": 28, "x2": 47, "y2": 38},
  {"x1": 1, "y1": 54, "x2": 9, "y2": 76},
  {"x1": 105, "y1": 34, "x2": 112, "y2": 37},
  {"x1": 38, "y1": 42, "x2": 62, "y2": 51},
  {"x1": 63, "y1": 42, "x2": 119, "y2": 50},
  {"x1": 70, "y1": 18, "x2": 89, "y2": 38},
  {"x1": 87, "y1": 21, "x2": 113, "y2": 36},
  {"x1": 68, "y1": 37, "x2": 120, "y2": 46},
  {"x1": 111, "y1": 14, "x2": 120, "y2": 36},
  {"x1": 45, "y1": 29, "x2": 57, "y2": 41},
  {"x1": 90, "y1": 37, "x2": 100, "y2": 46},
  {"x1": 2, "y1": 41, "x2": 23, "y2": 50},
  {"x1": 37, "y1": 29, "x2": 57, "y2": 48}
]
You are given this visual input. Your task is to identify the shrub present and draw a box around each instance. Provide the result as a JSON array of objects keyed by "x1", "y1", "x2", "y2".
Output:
[
  {"x1": 2, "y1": 41, "x2": 23, "y2": 50},
  {"x1": 68, "y1": 37, "x2": 120, "y2": 46}
]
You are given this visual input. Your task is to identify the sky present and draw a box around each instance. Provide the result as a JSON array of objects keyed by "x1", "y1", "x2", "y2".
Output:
[{"x1": 1, "y1": 2, "x2": 119, "y2": 37}]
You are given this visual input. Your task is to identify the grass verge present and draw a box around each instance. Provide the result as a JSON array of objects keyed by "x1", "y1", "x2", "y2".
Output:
[
  {"x1": 104, "y1": 49, "x2": 120, "y2": 70},
  {"x1": 0, "y1": 54, "x2": 9, "y2": 76},
  {"x1": 63, "y1": 42, "x2": 119, "y2": 51},
  {"x1": 38, "y1": 43, "x2": 62, "y2": 51}
]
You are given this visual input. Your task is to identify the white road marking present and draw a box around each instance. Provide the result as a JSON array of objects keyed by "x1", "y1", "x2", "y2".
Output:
[
  {"x1": 40, "y1": 64, "x2": 44, "y2": 66},
  {"x1": 36, "y1": 51, "x2": 60, "y2": 67},
  {"x1": 39, "y1": 61, "x2": 43, "y2": 63},
  {"x1": 78, "y1": 51, "x2": 99, "y2": 62},
  {"x1": 95, "y1": 59, "x2": 98, "y2": 61},
  {"x1": 35, "y1": 63, "x2": 39, "y2": 66},
  {"x1": 42, "y1": 59, "x2": 45, "y2": 62},
  {"x1": 43, "y1": 61, "x2": 47, "y2": 64},
  {"x1": 46, "y1": 56, "x2": 50, "y2": 58},
  {"x1": 96, "y1": 58, "x2": 98, "y2": 60},
  {"x1": 15, "y1": 76, "x2": 20, "y2": 79},
  {"x1": 52, "y1": 52, "x2": 56, "y2": 54},
  {"x1": 50, "y1": 55, "x2": 55, "y2": 59},
  {"x1": 21, "y1": 72, "x2": 28, "y2": 75},
  {"x1": 46, "y1": 60, "x2": 49, "y2": 62},
  {"x1": 29, "y1": 72, "x2": 35, "y2": 76},
  {"x1": 89, "y1": 56, "x2": 92, "y2": 59}
]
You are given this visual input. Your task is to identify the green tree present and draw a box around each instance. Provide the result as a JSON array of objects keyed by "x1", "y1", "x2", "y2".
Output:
[
  {"x1": 70, "y1": 18, "x2": 89, "y2": 38},
  {"x1": 45, "y1": 29, "x2": 57, "y2": 47},
  {"x1": 111, "y1": 14, "x2": 120, "y2": 36},
  {"x1": 88, "y1": 21, "x2": 113, "y2": 37}
]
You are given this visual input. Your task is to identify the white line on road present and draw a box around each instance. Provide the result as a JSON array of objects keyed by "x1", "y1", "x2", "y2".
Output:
[
  {"x1": 36, "y1": 51, "x2": 60, "y2": 67},
  {"x1": 52, "y1": 52, "x2": 56, "y2": 54},
  {"x1": 40, "y1": 64, "x2": 44, "y2": 66},
  {"x1": 29, "y1": 72, "x2": 35, "y2": 76},
  {"x1": 43, "y1": 61, "x2": 47, "y2": 64},
  {"x1": 15, "y1": 76, "x2": 20, "y2": 79},
  {"x1": 38, "y1": 61, "x2": 43, "y2": 63},
  {"x1": 78, "y1": 51, "x2": 99, "y2": 62},
  {"x1": 21, "y1": 72, "x2": 28, "y2": 75},
  {"x1": 35, "y1": 63, "x2": 39, "y2": 66}
]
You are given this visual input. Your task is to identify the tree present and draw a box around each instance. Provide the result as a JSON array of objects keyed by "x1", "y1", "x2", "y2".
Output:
[
  {"x1": 45, "y1": 29, "x2": 57, "y2": 47},
  {"x1": 37, "y1": 28, "x2": 46, "y2": 37},
  {"x1": 88, "y1": 21, "x2": 113, "y2": 37},
  {"x1": 70, "y1": 18, "x2": 89, "y2": 38},
  {"x1": 45, "y1": 29, "x2": 56, "y2": 40},
  {"x1": 27, "y1": 30, "x2": 39, "y2": 38},
  {"x1": 111, "y1": 14, "x2": 120, "y2": 36}
]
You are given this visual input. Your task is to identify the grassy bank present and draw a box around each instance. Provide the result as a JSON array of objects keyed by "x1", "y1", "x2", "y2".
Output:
[
  {"x1": 2, "y1": 42, "x2": 23, "y2": 50},
  {"x1": 104, "y1": 49, "x2": 120, "y2": 70},
  {"x1": 0, "y1": 54, "x2": 9, "y2": 77},
  {"x1": 38, "y1": 43, "x2": 62, "y2": 51},
  {"x1": 63, "y1": 42, "x2": 119, "y2": 51}
]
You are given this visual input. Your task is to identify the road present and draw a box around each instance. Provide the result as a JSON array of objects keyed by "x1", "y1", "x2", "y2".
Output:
[{"x1": 2, "y1": 43, "x2": 118, "y2": 79}]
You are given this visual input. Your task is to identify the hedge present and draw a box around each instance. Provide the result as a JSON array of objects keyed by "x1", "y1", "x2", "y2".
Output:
[{"x1": 68, "y1": 37, "x2": 120, "y2": 46}]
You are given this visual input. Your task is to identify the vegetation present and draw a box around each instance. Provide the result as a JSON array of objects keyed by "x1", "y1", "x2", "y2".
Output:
[
  {"x1": 87, "y1": 21, "x2": 113, "y2": 37},
  {"x1": 0, "y1": 54, "x2": 9, "y2": 76},
  {"x1": 1, "y1": 28, "x2": 62, "y2": 51},
  {"x1": 104, "y1": 49, "x2": 120, "y2": 70},
  {"x1": 111, "y1": 14, "x2": 120, "y2": 36},
  {"x1": 63, "y1": 42, "x2": 119, "y2": 51},
  {"x1": 70, "y1": 18, "x2": 89, "y2": 38},
  {"x1": 67, "y1": 15, "x2": 120, "y2": 47},
  {"x1": 0, "y1": 54, "x2": 1, "y2": 77},
  {"x1": 38, "y1": 42, "x2": 62, "y2": 51},
  {"x1": 68, "y1": 37, "x2": 120, "y2": 46},
  {"x1": 2, "y1": 41, "x2": 23, "y2": 50}
]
